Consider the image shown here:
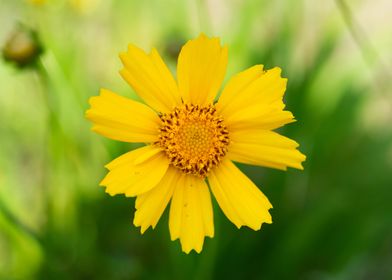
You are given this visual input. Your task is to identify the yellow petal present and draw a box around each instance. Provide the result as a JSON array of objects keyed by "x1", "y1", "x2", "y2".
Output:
[
  {"x1": 169, "y1": 174, "x2": 214, "y2": 254},
  {"x1": 100, "y1": 145, "x2": 169, "y2": 197},
  {"x1": 217, "y1": 65, "x2": 264, "y2": 112},
  {"x1": 208, "y1": 159, "x2": 272, "y2": 230},
  {"x1": 133, "y1": 167, "x2": 179, "y2": 234},
  {"x1": 120, "y1": 45, "x2": 181, "y2": 113},
  {"x1": 177, "y1": 33, "x2": 228, "y2": 106},
  {"x1": 228, "y1": 129, "x2": 306, "y2": 170},
  {"x1": 217, "y1": 66, "x2": 294, "y2": 130},
  {"x1": 86, "y1": 89, "x2": 160, "y2": 143}
]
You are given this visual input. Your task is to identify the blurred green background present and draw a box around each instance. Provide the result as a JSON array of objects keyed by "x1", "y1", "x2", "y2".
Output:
[{"x1": 1, "y1": 0, "x2": 392, "y2": 279}]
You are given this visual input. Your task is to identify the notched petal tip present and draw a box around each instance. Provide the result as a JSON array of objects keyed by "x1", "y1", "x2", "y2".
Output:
[
  {"x1": 197, "y1": 32, "x2": 208, "y2": 39},
  {"x1": 99, "y1": 177, "x2": 106, "y2": 186},
  {"x1": 253, "y1": 64, "x2": 265, "y2": 72},
  {"x1": 90, "y1": 125, "x2": 101, "y2": 133},
  {"x1": 294, "y1": 151, "x2": 307, "y2": 170},
  {"x1": 297, "y1": 163, "x2": 305, "y2": 170},
  {"x1": 132, "y1": 217, "x2": 148, "y2": 234},
  {"x1": 182, "y1": 247, "x2": 193, "y2": 254},
  {"x1": 118, "y1": 52, "x2": 128, "y2": 64},
  {"x1": 99, "y1": 88, "x2": 111, "y2": 95},
  {"x1": 118, "y1": 68, "x2": 129, "y2": 81},
  {"x1": 86, "y1": 89, "x2": 109, "y2": 109},
  {"x1": 270, "y1": 66, "x2": 282, "y2": 75},
  {"x1": 169, "y1": 234, "x2": 178, "y2": 242},
  {"x1": 140, "y1": 225, "x2": 149, "y2": 235},
  {"x1": 127, "y1": 43, "x2": 142, "y2": 53},
  {"x1": 84, "y1": 108, "x2": 92, "y2": 118},
  {"x1": 196, "y1": 32, "x2": 222, "y2": 43},
  {"x1": 104, "y1": 189, "x2": 116, "y2": 196},
  {"x1": 181, "y1": 243, "x2": 203, "y2": 254}
]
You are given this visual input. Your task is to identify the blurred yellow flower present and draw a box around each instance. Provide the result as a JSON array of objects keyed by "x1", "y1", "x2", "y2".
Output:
[
  {"x1": 27, "y1": 0, "x2": 99, "y2": 13},
  {"x1": 69, "y1": 0, "x2": 99, "y2": 13},
  {"x1": 86, "y1": 34, "x2": 306, "y2": 253}
]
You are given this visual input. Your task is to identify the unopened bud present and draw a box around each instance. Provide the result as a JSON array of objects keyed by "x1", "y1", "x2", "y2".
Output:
[{"x1": 2, "y1": 25, "x2": 43, "y2": 68}]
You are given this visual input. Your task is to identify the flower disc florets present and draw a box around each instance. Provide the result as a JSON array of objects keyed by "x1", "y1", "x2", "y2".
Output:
[{"x1": 157, "y1": 103, "x2": 230, "y2": 177}]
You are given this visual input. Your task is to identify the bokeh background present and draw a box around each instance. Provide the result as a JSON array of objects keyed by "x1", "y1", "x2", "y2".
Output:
[{"x1": 1, "y1": 0, "x2": 392, "y2": 279}]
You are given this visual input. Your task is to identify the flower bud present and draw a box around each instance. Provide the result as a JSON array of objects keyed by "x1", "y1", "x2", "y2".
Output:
[{"x1": 2, "y1": 25, "x2": 43, "y2": 68}]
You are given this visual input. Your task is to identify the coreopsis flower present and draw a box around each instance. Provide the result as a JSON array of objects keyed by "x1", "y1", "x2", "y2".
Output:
[{"x1": 86, "y1": 34, "x2": 306, "y2": 253}]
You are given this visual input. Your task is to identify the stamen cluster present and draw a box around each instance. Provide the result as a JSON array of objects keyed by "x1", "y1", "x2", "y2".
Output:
[{"x1": 157, "y1": 103, "x2": 230, "y2": 177}]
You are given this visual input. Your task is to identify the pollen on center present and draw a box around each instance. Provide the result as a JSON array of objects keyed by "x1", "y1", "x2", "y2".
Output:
[{"x1": 156, "y1": 103, "x2": 230, "y2": 177}]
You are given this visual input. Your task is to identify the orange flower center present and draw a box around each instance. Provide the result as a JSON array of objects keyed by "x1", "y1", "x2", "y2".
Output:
[{"x1": 156, "y1": 103, "x2": 230, "y2": 177}]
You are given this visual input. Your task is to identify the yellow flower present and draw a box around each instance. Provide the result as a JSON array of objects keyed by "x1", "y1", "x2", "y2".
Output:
[{"x1": 86, "y1": 34, "x2": 306, "y2": 253}]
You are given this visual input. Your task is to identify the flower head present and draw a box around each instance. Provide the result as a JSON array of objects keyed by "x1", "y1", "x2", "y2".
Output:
[{"x1": 86, "y1": 34, "x2": 306, "y2": 253}]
